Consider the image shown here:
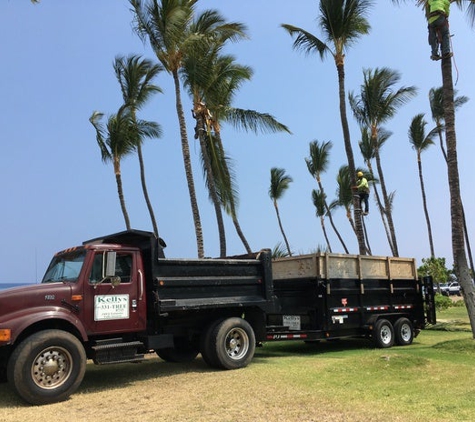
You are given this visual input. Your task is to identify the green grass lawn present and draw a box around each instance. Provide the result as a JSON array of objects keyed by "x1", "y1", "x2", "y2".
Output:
[
  {"x1": 1, "y1": 305, "x2": 473, "y2": 422},
  {"x1": 251, "y1": 305, "x2": 475, "y2": 422}
]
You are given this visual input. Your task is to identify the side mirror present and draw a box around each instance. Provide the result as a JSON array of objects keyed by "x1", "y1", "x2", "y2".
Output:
[{"x1": 105, "y1": 251, "x2": 117, "y2": 277}]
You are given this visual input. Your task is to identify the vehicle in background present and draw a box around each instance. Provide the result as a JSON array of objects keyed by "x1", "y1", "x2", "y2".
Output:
[{"x1": 439, "y1": 282, "x2": 461, "y2": 296}]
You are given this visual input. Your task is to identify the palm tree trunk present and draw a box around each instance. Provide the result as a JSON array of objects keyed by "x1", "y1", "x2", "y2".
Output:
[
  {"x1": 336, "y1": 62, "x2": 366, "y2": 254},
  {"x1": 137, "y1": 143, "x2": 159, "y2": 238},
  {"x1": 367, "y1": 164, "x2": 394, "y2": 253},
  {"x1": 172, "y1": 70, "x2": 204, "y2": 258},
  {"x1": 318, "y1": 180, "x2": 349, "y2": 253},
  {"x1": 438, "y1": 126, "x2": 475, "y2": 284},
  {"x1": 320, "y1": 217, "x2": 332, "y2": 253},
  {"x1": 196, "y1": 113, "x2": 227, "y2": 257},
  {"x1": 441, "y1": 56, "x2": 475, "y2": 336},
  {"x1": 214, "y1": 131, "x2": 252, "y2": 254},
  {"x1": 374, "y1": 147, "x2": 399, "y2": 256},
  {"x1": 114, "y1": 159, "x2": 131, "y2": 230},
  {"x1": 361, "y1": 217, "x2": 372, "y2": 255},
  {"x1": 231, "y1": 210, "x2": 252, "y2": 254},
  {"x1": 274, "y1": 201, "x2": 292, "y2": 256},
  {"x1": 417, "y1": 152, "x2": 435, "y2": 257}
]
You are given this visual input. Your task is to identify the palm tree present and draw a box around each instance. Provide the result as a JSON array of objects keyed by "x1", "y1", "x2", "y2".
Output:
[
  {"x1": 130, "y1": 0, "x2": 247, "y2": 258},
  {"x1": 282, "y1": 0, "x2": 374, "y2": 254},
  {"x1": 428, "y1": 87, "x2": 468, "y2": 162},
  {"x1": 333, "y1": 165, "x2": 372, "y2": 254},
  {"x1": 408, "y1": 113, "x2": 438, "y2": 257},
  {"x1": 391, "y1": 0, "x2": 475, "y2": 336},
  {"x1": 428, "y1": 86, "x2": 474, "y2": 277},
  {"x1": 269, "y1": 168, "x2": 293, "y2": 257},
  {"x1": 305, "y1": 140, "x2": 348, "y2": 253},
  {"x1": 114, "y1": 54, "x2": 163, "y2": 238},
  {"x1": 311, "y1": 189, "x2": 333, "y2": 252},
  {"x1": 349, "y1": 67, "x2": 417, "y2": 257},
  {"x1": 358, "y1": 127, "x2": 393, "y2": 251},
  {"x1": 89, "y1": 110, "x2": 160, "y2": 230},
  {"x1": 182, "y1": 47, "x2": 291, "y2": 256}
]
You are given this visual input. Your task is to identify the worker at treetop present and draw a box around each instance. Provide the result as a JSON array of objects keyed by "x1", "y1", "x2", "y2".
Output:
[
  {"x1": 355, "y1": 171, "x2": 369, "y2": 216},
  {"x1": 426, "y1": 0, "x2": 454, "y2": 61}
]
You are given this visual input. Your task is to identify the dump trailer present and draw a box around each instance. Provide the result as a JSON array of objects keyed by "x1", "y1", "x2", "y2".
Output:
[
  {"x1": 0, "y1": 230, "x2": 435, "y2": 405},
  {"x1": 268, "y1": 253, "x2": 436, "y2": 347}
]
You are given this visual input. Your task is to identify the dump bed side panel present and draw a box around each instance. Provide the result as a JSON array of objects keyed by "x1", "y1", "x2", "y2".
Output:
[
  {"x1": 152, "y1": 251, "x2": 275, "y2": 313},
  {"x1": 272, "y1": 253, "x2": 417, "y2": 281}
]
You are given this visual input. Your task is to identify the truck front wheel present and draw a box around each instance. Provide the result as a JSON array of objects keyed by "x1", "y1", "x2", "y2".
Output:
[
  {"x1": 372, "y1": 319, "x2": 395, "y2": 348},
  {"x1": 7, "y1": 329, "x2": 86, "y2": 405},
  {"x1": 210, "y1": 317, "x2": 255, "y2": 370}
]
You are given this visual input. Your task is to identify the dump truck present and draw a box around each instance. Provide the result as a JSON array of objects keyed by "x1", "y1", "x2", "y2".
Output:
[{"x1": 0, "y1": 230, "x2": 435, "y2": 405}]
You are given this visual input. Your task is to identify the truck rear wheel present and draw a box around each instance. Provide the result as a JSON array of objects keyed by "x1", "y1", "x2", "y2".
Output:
[
  {"x1": 373, "y1": 319, "x2": 395, "y2": 348},
  {"x1": 7, "y1": 329, "x2": 86, "y2": 405},
  {"x1": 209, "y1": 317, "x2": 255, "y2": 370},
  {"x1": 394, "y1": 318, "x2": 414, "y2": 346},
  {"x1": 200, "y1": 319, "x2": 224, "y2": 368}
]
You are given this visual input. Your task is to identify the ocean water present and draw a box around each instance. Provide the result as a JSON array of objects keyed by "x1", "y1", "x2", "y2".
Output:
[{"x1": 0, "y1": 283, "x2": 33, "y2": 291}]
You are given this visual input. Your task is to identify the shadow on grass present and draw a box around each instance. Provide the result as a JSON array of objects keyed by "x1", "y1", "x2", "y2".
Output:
[{"x1": 0, "y1": 356, "x2": 214, "y2": 407}]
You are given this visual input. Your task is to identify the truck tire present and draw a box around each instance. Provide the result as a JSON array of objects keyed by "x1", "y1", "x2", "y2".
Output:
[
  {"x1": 209, "y1": 317, "x2": 256, "y2": 370},
  {"x1": 7, "y1": 329, "x2": 86, "y2": 405},
  {"x1": 373, "y1": 319, "x2": 395, "y2": 348},
  {"x1": 157, "y1": 337, "x2": 199, "y2": 363},
  {"x1": 394, "y1": 318, "x2": 414, "y2": 346},
  {"x1": 200, "y1": 319, "x2": 224, "y2": 368}
]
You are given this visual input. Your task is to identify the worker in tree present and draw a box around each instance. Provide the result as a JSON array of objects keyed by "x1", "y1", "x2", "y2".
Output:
[
  {"x1": 355, "y1": 171, "x2": 369, "y2": 216},
  {"x1": 426, "y1": 0, "x2": 453, "y2": 61}
]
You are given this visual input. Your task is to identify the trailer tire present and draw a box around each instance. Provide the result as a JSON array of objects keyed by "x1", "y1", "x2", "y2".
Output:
[
  {"x1": 7, "y1": 329, "x2": 86, "y2": 405},
  {"x1": 373, "y1": 319, "x2": 395, "y2": 348},
  {"x1": 210, "y1": 317, "x2": 255, "y2": 370},
  {"x1": 394, "y1": 318, "x2": 414, "y2": 346},
  {"x1": 157, "y1": 337, "x2": 199, "y2": 363}
]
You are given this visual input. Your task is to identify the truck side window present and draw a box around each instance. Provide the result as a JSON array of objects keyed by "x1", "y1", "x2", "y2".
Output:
[
  {"x1": 115, "y1": 254, "x2": 132, "y2": 283},
  {"x1": 89, "y1": 252, "x2": 133, "y2": 284}
]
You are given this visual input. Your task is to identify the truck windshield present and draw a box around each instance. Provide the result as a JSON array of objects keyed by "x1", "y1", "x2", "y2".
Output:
[{"x1": 42, "y1": 249, "x2": 87, "y2": 283}]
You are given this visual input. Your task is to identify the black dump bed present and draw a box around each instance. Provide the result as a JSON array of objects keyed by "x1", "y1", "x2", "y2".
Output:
[{"x1": 84, "y1": 230, "x2": 276, "y2": 315}]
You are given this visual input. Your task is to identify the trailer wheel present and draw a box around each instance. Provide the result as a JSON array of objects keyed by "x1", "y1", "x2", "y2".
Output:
[
  {"x1": 373, "y1": 319, "x2": 395, "y2": 348},
  {"x1": 210, "y1": 317, "x2": 256, "y2": 370},
  {"x1": 7, "y1": 329, "x2": 86, "y2": 405},
  {"x1": 394, "y1": 318, "x2": 414, "y2": 346},
  {"x1": 157, "y1": 337, "x2": 199, "y2": 363}
]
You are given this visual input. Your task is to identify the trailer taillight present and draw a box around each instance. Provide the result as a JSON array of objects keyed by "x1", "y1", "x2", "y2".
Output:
[{"x1": 0, "y1": 329, "x2": 11, "y2": 342}]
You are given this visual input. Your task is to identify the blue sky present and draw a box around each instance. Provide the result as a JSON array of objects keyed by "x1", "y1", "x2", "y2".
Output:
[{"x1": 1, "y1": 1, "x2": 474, "y2": 283}]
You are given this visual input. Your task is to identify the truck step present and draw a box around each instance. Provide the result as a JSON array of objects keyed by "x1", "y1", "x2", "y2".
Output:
[{"x1": 92, "y1": 340, "x2": 145, "y2": 365}]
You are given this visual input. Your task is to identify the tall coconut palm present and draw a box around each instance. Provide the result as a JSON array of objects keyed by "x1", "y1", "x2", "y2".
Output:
[
  {"x1": 114, "y1": 54, "x2": 163, "y2": 238},
  {"x1": 311, "y1": 189, "x2": 333, "y2": 252},
  {"x1": 429, "y1": 86, "x2": 474, "y2": 277},
  {"x1": 130, "y1": 0, "x2": 246, "y2": 258},
  {"x1": 183, "y1": 48, "x2": 291, "y2": 256},
  {"x1": 269, "y1": 168, "x2": 293, "y2": 257},
  {"x1": 408, "y1": 113, "x2": 438, "y2": 258},
  {"x1": 358, "y1": 127, "x2": 392, "y2": 250},
  {"x1": 391, "y1": 0, "x2": 475, "y2": 336},
  {"x1": 89, "y1": 110, "x2": 160, "y2": 230},
  {"x1": 428, "y1": 87, "x2": 468, "y2": 162},
  {"x1": 282, "y1": 0, "x2": 374, "y2": 254},
  {"x1": 305, "y1": 140, "x2": 349, "y2": 253},
  {"x1": 349, "y1": 67, "x2": 417, "y2": 257}
]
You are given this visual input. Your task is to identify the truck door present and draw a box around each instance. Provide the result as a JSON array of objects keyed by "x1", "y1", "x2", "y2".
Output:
[{"x1": 82, "y1": 249, "x2": 147, "y2": 335}]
